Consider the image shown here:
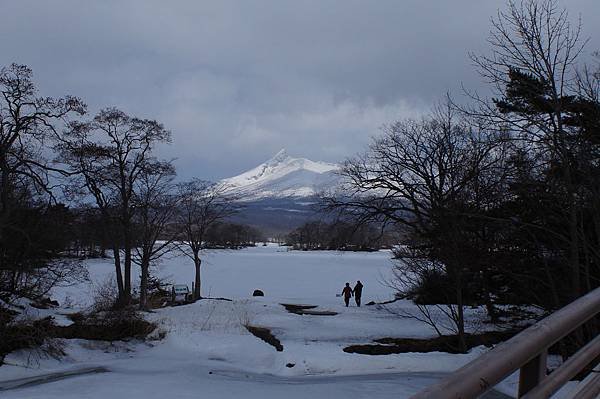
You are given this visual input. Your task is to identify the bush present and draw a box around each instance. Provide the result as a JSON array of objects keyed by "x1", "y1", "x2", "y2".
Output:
[
  {"x1": 0, "y1": 309, "x2": 155, "y2": 364},
  {"x1": 0, "y1": 317, "x2": 64, "y2": 363},
  {"x1": 406, "y1": 268, "x2": 481, "y2": 305},
  {"x1": 407, "y1": 269, "x2": 454, "y2": 305},
  {"x1": 91, "y1": 276, "x2": 119, "y2": 312},
  {"x1": 58, "y1": 309, "x2": 155, "y2": 341},
  {"x1": 76, "y1": 280, "x2": 156, "y2": 340}
]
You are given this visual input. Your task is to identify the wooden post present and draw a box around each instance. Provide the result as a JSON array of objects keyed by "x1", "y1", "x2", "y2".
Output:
[
  {"x1": 518, "y1": 350, "x2": 547, "y2": 397},
  {"x1": 410, "y1": 287, "x2": 600, "y2": 399}
]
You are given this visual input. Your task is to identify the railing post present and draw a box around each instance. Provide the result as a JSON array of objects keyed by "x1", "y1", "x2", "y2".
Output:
[
  {"x1": 410, "y1": 288, "x2": 600, "y2": 399},
  {"x1": 518, "y1": 349, "x2": 547, "y2": 397}
]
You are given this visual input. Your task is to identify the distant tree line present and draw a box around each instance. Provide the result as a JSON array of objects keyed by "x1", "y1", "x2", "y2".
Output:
[
  {"x1": 204, "y1": 222, "x2": 265, "y2": 249},
  {"x1": 327, "y1": 0, "x2": 600, "y2": 353},
  {"x1": 285, "y1": 220, "x2": 396, "y2": 251}
]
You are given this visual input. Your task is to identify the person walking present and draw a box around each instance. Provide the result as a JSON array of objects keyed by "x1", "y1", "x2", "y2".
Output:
[
  {"x1": 341, "y1": 282, "x2": 353, "y2": 307},
  {"x1": 353, "y1": 280, "x2": 363, "y2": 307}
]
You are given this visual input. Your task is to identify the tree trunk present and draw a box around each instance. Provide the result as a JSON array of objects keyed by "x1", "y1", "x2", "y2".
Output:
[
  {"x1": 0, "y1": 155, "x2": 11, "y2": 245},
  {"x1": 194, "y1": 252, "x2": 201, "y2": 299},
  {"x1": 139, "y1": 258, "x2": 149, "y2": 310},
  {"x1": 542, "y1": 255, "x2": 561, "y2": 310},
  {"x1": 123, "y1": 232, "x2": 132, "y2": 302},
  {"x1": 112, "y1": 245, "x2": 125, "y2": 303},
  {"x1": 567, "y1": 193, "x2": 584, "y2": 348},
  {"x1": 456, "y1": 274, "x2": 467, "y2": 353},
  {"x1": 568, "y1": 203, "x2": 581, "y2": 301}
]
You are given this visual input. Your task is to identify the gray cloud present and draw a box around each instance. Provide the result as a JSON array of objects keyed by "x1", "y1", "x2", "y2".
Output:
[{"x1": 1, "y1": 0, "x2": 598, "y2": 179}]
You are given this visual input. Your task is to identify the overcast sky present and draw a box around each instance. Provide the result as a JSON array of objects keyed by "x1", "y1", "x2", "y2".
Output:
[{"x1": 1, "y1": 0, "x2": 599, "y2": 180}]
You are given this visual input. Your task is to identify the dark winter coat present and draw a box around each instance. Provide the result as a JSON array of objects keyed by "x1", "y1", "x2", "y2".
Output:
[
  {"x1": 342, "y1": 286, "x2": 353, "y2": 299},
  {"x1": 353, "y1": 282, "x2": 363, "y2": 297}
]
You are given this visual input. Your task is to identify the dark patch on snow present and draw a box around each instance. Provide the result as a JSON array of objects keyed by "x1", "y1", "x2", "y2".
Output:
[
  {"x1": 245, "y1": 325, "x2": 283, "y2": 351},
  {"x1": 280, "y1": 304, "x2": 337, "y2": 316},
  {"x1": 365, "y1": 296, "x2": 406, "y2": 306},
  {"x1": 280, "y1": 304, "x2": 317, "y2": 311},
  {"x1": 343, "y1": 330, "x2": 519, "y2": 355},
  {"x1": 30, "y1": 298, "x2": 60, "y2": 309},
  {"x1": 202, "y1": 297, "x2": 233, "y2": 302}
]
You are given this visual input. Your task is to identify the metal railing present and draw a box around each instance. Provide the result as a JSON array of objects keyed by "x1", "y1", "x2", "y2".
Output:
[{"x1": 410, "y1": 287, "x2": 600, "y2": 399}]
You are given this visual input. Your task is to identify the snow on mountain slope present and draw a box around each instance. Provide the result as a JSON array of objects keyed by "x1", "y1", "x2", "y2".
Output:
[{"x1": 221, "y1": 149, "x2": 341, "y2": 200}]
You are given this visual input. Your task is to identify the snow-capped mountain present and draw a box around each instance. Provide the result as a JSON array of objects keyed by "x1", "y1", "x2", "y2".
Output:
[{"x1": 221, "y1": 149, "x2": 341, "y2": 201}]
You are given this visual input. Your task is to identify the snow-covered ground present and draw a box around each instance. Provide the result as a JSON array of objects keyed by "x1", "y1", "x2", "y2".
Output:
[{"x1": 2, "y1": 244, "x2": 575, "y2": 398}]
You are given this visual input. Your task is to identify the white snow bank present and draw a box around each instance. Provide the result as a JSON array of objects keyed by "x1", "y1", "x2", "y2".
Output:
[{"x1": 0, "y1": 245, "x2": 518, "y2": 398}]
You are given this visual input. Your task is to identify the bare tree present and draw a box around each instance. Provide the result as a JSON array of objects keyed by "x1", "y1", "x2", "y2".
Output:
[
  {"x1": 0, "y1": 64, "x2": 84, "y2": 241},
  {"x1": 0, "y1": 64, "x2": 85, "y2": 298},
  {"x1": 132, "y1": 161, "x2": 177, "y2": 310},
  {"x1": 175, "y1": 180, "x2": 238, "y2": 299},
  {"x1": 386, "y1": 252, "x2": 456, "y2": 338},
  {"x1": 59, "y1": 108, "x2": 171, "y2": 304},
  {"x1": 327, "y1": 106, "x2": 500, "y2": 352}
]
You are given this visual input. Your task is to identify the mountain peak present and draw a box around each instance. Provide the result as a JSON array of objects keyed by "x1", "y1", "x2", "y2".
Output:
[
  {"x1": 264, "y1": 149, "x2": 291, "y2": 168},
  {"x1": 271, "y1": 148, "x2": 289, "y2": 162},
  {"x1": 221, "y1": 151, "x2": 340, "y2": 200}
]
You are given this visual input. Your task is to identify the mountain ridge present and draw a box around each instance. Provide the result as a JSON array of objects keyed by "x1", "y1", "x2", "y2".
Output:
[{"x1": 221, "y1": 149, "x2": 341, "y2": 201}]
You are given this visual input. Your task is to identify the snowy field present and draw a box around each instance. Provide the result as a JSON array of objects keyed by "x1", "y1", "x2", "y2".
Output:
[{"x1": 1, "y1": 244, "x2": 573, "y2": 398}]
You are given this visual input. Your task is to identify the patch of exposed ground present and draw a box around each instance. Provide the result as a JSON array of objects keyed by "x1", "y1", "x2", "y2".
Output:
[
  {"x1": 344, "y1": 330, "x2": 519, "y2": 355},
  {"x1": 245, "y1": 325, "x2": 284, "y2": 351},
  {"x1": 280, "y1": 304, "x2": 337, "y2": 316}
]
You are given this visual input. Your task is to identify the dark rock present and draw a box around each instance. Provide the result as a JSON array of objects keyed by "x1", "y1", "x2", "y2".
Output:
[
  {"x1": 286, "y1": 363, "x2": 295, "y2": 368},
  {"x1": 252, "y1": 290, "x2": 264, "y2": 297}
]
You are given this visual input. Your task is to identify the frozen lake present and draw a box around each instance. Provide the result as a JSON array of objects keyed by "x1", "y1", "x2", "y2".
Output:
[
  {"x1": 1, "y1": 245, "x2": 525, "y2": 398},
  {"x1": 55, "y1": 244, "x2": 398, "y2": 308}
]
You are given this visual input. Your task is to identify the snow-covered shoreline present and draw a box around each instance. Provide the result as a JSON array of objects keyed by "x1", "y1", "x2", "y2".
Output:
[{"x1": 1, "y1": 245, "x2": 536, "y2": 398}]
